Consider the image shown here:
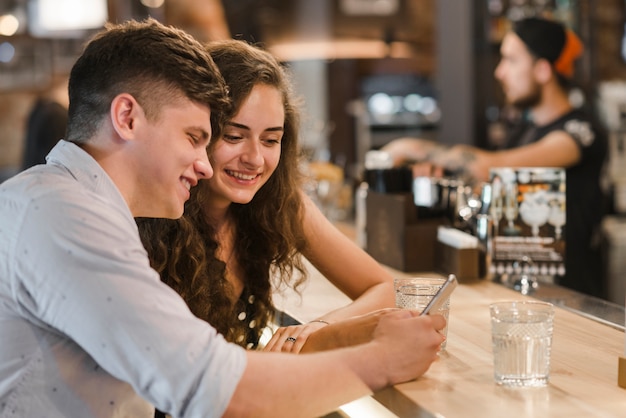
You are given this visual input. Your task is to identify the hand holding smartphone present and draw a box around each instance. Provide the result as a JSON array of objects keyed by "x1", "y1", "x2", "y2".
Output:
[{"x1": 420, "y1": 274, "x2": 457, "y2": 316}]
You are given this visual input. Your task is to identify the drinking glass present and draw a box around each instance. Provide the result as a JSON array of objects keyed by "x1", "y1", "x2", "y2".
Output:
[
  {"x1": 547, "y1": 199, "x2": 566, "y2": 240},
  {"x1": 489, "y1": 301, "x2": 554, "y2": 387},
  {"x1": 503, "y1": 183, "x2": 519, "y2": 235},
  {"x1": 395, "y1": 277, "x2": 450, "y2": 351},
  {"x1": 490, "y1": 192, "x2": 503, "y2": 237}
]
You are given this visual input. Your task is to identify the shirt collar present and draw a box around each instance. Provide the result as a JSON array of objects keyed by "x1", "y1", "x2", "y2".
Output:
[{"x1": 46, "y1": 139, "x2": 131, "y2": 217}]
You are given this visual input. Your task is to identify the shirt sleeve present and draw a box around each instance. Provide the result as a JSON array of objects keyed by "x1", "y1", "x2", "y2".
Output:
[
  {"x1": 563, "y1": 118, "x2": 596, "y2": 149},
  {"x1": 11, "y1": 187, "x2": 246, "y2": 417}
]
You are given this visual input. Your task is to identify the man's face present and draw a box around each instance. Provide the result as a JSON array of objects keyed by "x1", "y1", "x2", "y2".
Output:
[
  {"x1": 494, "y1": 32, "x2": 542, "y2": 109},
  {"x1": 131, "y1": 98, "x2": 213, "y2": 219}
]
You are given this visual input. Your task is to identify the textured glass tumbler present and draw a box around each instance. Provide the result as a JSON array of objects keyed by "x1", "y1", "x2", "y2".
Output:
[
  {"x1": 394, "y1": 277, "x2": 450, "y2": 351},
  {"x1": 489, "y1": 301, "x2": 554, "y2": 387}
]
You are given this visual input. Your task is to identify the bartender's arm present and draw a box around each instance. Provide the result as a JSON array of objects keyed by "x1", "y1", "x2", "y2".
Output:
[{"x1": 382, "y1": 132, "x2": 580, "y2": 182}]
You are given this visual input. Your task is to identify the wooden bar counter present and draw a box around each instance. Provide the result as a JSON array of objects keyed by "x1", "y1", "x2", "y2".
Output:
[{"x1": 274, "y1": 261, "x2": 626, "y2": 417}]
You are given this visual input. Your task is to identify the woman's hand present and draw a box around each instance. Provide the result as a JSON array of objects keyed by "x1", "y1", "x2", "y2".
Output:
[
  {"x1": 262, "y1": 320, "x2": 330, "y2": 353},
  {"x1": 300, "y1": 308, "x2": 399, "y2": 353}
]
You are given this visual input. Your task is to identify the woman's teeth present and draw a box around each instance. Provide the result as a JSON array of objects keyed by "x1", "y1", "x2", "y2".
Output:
[{"x1": 227, "y1": 170, "x2": 256, "y2": 180}]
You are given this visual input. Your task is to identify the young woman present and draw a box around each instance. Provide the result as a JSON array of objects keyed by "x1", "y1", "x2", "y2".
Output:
[{"x1": 137, "y1": 39, "x2": 395, "y2": 354}]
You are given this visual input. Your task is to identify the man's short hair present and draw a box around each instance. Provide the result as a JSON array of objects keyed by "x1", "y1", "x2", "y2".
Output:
[{"x1": 66, "y1": 18, "x2": 231, "y2": 143}]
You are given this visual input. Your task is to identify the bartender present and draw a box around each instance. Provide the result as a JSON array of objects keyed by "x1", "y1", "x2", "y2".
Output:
[{"x1": 381, "y1": 17, "x2": 608, "y2": 299}]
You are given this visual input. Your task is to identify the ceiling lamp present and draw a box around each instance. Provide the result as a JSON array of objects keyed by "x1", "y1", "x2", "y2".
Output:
[{"x1": 28, "y1": 0, "x2": 108, "y2": 37}]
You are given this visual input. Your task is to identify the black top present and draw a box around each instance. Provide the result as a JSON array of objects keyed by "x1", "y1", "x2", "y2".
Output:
[
  {"x1": 233, "y1": 287, "x2": 264, "y2": 349},
  {"x1": 506, "y1": 109, "x2": 608, "y2": 298}
]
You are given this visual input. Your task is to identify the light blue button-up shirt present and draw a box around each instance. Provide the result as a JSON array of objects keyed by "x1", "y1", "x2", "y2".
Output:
[{"x1": 0, "y1": 140, "x2": 246, "y2": 418}]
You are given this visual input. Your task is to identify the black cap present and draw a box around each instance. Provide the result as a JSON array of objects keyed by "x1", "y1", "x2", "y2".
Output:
[
  {"x1": 512, "y1": 17, "x2": 583, "y2": 78},
  {"x1": 513, "y1": 17, "x2": 566, "y2": 63}
]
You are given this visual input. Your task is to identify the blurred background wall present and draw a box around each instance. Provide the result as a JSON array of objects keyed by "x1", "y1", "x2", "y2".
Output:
[{"x1": 2, "y1": 0, "x2": 626, "y2": 181}]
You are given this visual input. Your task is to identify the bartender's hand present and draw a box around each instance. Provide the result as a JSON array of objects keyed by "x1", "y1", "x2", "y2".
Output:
[
  {"x1": 262, "y1": 320, "x2": 330, "y2": 353},
  {"x1": 380, "y1": 137, "x2": 441, "y2": 166},
  {"x1": 411, "y1": 161, "x2": 445, "y2": 178}
]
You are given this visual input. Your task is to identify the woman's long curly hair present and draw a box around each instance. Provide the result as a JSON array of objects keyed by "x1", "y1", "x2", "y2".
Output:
[{"x1": 137, "y1": 39, "x2": 308, "y2": 347}]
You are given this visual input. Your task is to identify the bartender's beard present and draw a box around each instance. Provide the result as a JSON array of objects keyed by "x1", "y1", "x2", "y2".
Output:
[{"x1": 508, "y1": 81, "x2": 542, "y2": 110}]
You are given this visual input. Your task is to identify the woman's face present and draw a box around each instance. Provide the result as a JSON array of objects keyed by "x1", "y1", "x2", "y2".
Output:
[{"x1": 206, "y1": 83, "x2": 284, "y2": 208}]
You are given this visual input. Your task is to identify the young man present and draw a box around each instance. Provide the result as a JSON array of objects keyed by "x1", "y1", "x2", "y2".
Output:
[
  {"x1": 0, "y1": 19, "x2": 445, "y2": 418},
  {"x1": 382, "y1": 17, "x2": 608, "y2": 298}
]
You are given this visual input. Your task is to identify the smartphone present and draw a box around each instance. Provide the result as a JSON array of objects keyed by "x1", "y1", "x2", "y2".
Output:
[{"x1": 420, "y1": 274, "x2": 458, "y2": 316}]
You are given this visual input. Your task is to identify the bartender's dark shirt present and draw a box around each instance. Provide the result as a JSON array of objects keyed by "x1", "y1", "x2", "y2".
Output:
[{"x1": 506, "y1": 109, "x2": 608, "y2": 298}]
